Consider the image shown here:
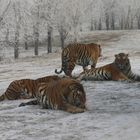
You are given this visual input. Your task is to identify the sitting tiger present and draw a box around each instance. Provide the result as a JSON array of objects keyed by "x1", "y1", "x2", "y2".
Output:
[
  {"x1": 55, "y1": 43, "x2": 102, "y2": 77},
  {"x1": 0, "y1": 75, "x2": 61, "y2": 101},
  {"x1": 19, "y1": 78, "x2": 86, "y2": 113},
  {"x1": 77, "y1": 53, "x2": 140, "y2": 81}
]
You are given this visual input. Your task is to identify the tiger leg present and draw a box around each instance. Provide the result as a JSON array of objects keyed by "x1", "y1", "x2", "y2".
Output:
[
  {"x1": 3, "y1": 82, "x2": 29, "y2": 100},
  {"x1": 20, "y1": 94, "x2": 33, "y2": 99},
  {"x1": 2, "y1": 80, "x2": 21, "y2": 100},
  {"x1": 83, "y1": 66, "x2": 88, "y2": 71},
  {"x1": 76, "y1": 71, "x2": 86, "y2": 81},
  {"x1": 112, "y1": 72, "x2": 131, "y2": 81},
  {"x1": 64, "y1": 103, "x2": 86, "y2": 113},
  {"x1": 127, "y1": 72, "x2": 140, "y2": 81},
  {"x1": 5, "y1": 91, "x2": 33, "y2": 100},
  {"x1": 2, "y1": 92, "x2": 21, "y2": 101},
  {"x1": 0, "y1": 94, "x2": 5, "y2": 101},
  {"x1": 19, "y1": 99, "x2": 38, "y2": 107},
  {"x1": 4, "y1": 91, "x2": 21, "y2": 100},
  {"x1": 91, "y1": 63, "x2": 96, "y2": 69}
]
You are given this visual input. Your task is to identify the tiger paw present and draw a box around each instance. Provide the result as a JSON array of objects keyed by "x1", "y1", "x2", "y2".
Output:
[
  {"x1": 19, "y1": 103, "x2": 26, "y2": 107},
  {"x1": 67, "y1": 107, "x2": 85, "y2": 113}
]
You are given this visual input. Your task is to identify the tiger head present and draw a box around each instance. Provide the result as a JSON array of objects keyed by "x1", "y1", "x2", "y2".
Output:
[
  {"x1": 114, "y1": 53, "x2": 130, "y2": 71},
  {"x1": 64, "y1": 64, "x2": 74, "y2": 77},
  {"x1": 63, "y1": 80, "x2": 86, "y2": 109}
]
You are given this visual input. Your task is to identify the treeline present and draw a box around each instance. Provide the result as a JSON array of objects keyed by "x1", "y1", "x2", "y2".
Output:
[{"x1": 0, "y1": 0, "x2": 140, "y2": 59}]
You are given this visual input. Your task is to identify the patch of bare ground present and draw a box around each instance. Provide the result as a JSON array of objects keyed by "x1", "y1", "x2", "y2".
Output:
[
  {"x1": 0, "y1": 30, "x2": 140, "y2": 140},
  {"x1": 80, "y1": 31, "x2": 125, "y2": 46}
]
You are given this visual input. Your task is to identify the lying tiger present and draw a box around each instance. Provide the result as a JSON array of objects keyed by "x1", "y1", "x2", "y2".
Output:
[
  {"x1": 0, "y1": 75, "x2": 61, "y2": 101},
  {"x1": 19, "y1": 78, "x2": 86, "y2": 113},
  {"x1": 55, "y1": 43, "x2": 102, "y2": 77},
  {"x1": 77, "y1": 53, "x2": 140, "y2": 81}
]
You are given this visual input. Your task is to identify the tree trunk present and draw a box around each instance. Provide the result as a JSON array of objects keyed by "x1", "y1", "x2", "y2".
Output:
[
  {"x1": 5, "y1": 28, "x2": 9, "y2": 42},
  {"x1": 59, "y1": 26, "x2": 68, "y2": 49},
  {"x1": 98, "y1": 18, "x2": 102, "y2": 30},
  {"x1": 130, "y1": 18, "x2": 134, "y2": 29},
  {"x1": 138, "y1": 17, "x2": 140, "y2": 29},
  {"x1": 105, "y1": 12, "x2": 110, "y2": 30},
  {"x1": 61, "y1": 35, "x2": 64, "y2": 49},
  {"x1": 33, "y1": 25, "x2": 39, "y2": 55},
  {"x1": 90, "y1": 19, "x2": 94, "y2": 31},
  {"x1": 47, "y1": 27, "x2": 52, "y2": 53},
  {"x1": 14, "y1": 26, "x2": 19, "y2": 59},
  {"x1": 111, "y1": 12, "x2": 115, "y2": 30},
  {"x1": 94, "y1": 20, "x2": 97, "y2": 30},
  {"x1": 24, "y1": 28, "x2": 28, "y2": 50},
  {"x1": 25, "y1": 40, "x2": 28, "y2": 50},
  {"x1": 5, "y1": 28, "x2": 9, "y2": 47},
  {"x1": 34, "y1": 33, "x2": 39, "y2": 56},
  {"x1": 120, "y1": 16, "x2": 124, "y2": 30}
]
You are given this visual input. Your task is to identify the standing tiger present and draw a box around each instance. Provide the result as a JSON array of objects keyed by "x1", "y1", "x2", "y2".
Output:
[
  {"x1": 55, "y1": 43, "x2": 102, "y2": 77},
  {"x1": 77, "y1": 53, "x2": 140, "y2": 81},
  {"x1": 0, "y1": 75, "x2": 61, "y2": 101},
  {"x1": 19, "y1": 78, "x2": 86, "y2": 113}
]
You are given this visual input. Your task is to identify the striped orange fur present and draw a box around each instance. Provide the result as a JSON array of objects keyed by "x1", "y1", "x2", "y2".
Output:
[
  {"x1": 0, "y1": 75, "x2": 61, "y2": 101},
  {"x1": 78, "y1": 53, "x2": 140, "y2": 81},
  {"x1": 19, "y1": 78, "x2": 86, "y2": 113},
  {"x1": 55, "y1": 43, "x2": 101, "y2": 77}
]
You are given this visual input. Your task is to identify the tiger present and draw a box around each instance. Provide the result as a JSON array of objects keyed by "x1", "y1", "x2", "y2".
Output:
[
  {"x1": 19, "y1": 78, "x2": 87, "y2": 113},
  {"x1": 55, "y1": 43, "x2": 102, "y2": 77},
  {"x1": 77, "y1": 53, "x2": 140, "y2": 81},
  {"x1": 0, "y1": 75, "x2": 61, "y2": 101}
]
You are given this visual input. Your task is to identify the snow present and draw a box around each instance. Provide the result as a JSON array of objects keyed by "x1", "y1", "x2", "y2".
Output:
[{"x1": 0, "y1": 30, "x2": 140, "y2": 140}]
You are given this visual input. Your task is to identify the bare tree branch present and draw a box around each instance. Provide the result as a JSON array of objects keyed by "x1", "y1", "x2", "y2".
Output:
[{"x1": 0, "y1": 0, "x2": 11, "y2": 24}]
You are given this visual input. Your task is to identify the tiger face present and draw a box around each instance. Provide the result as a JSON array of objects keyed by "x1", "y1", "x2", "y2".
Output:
[
  {"x1": 64, "y1": 62, "x2": 74, "y2": 76},
  {"x1": 114, "y1": 53, "x2": 130, "y2": 70},
  {"x1": 65, "y1": 83, "x2": 86, "y2": 109}
]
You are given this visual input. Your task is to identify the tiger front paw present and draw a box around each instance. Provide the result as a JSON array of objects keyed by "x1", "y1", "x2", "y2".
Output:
[
  {"x1": 67, "y1": 107, "x2": 86, "y2": 113},
  {"x1": 19, "y1": 103, "x2": 26, "y2": 107}
]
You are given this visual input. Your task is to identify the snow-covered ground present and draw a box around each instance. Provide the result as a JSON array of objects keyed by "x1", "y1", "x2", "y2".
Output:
[{"x1": 0, "y1": 30, "x2": 140, "y2": 140}]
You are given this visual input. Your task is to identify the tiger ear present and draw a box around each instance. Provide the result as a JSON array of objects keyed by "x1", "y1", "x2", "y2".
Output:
[{"x1": 115, "y1": 54, "x2": 118, "y2": 58}]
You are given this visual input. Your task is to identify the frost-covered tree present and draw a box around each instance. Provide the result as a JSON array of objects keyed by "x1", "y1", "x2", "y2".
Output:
[
  {"x1": 56, "y1": 0, "x2": 70, "y2": 49},
  {"x1": 20, "y1": 0, "x2": 31, "y2": 50},
  {"x1": 13, "y1": 1, "x2": 21, "y2": 59},
  {"x1": 57, "y1": 20, "x2": 68, "y2": 49},
  {"x1": 0, "y1": 0, "x2": 140, "y2": 60},
  {"x1": 64, "y1": 0, "x2": 86, "y2": 42},
  {"x1": 102, "y1": 0, "x2": 118, "y2": 30},
  {"x1": 0, "y1": 0, "x2": 11, "y2": 60},
  {"x1": 30, "y1": 0, "x2": 42, "y2": 55},
  {"x1": 85, "y1": 0, "x2": 96, "y2": 31},
  {"x1": 0, "y1": 0, "x2": 11, "y2": 28},
  {"x1": 136, "y1": 8, "x2": 140, "y2": 29},
  {"x1": 86, "y1": 0, "x2": 103, "y2": 31},
  {"x1": 39, "y1": 0, "x2": 60, "y2": 53},
  {"x1": 98, "y1": 17, "x2": 102, "y2": 30}
]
